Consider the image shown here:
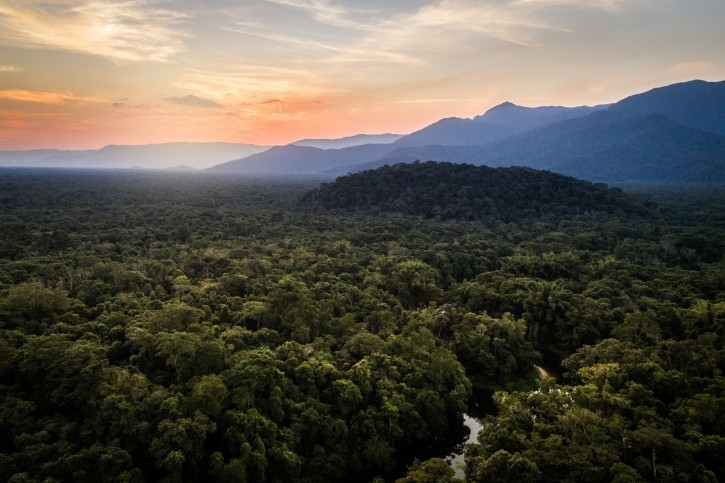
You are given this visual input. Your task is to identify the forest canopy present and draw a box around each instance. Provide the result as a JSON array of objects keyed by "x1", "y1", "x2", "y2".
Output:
[
  {"x1": 0, "y1": 167, "x2": 723, "y2": 482},
  {"x1": 302, "y1": 161, "x2": 651, "y2": 222}
]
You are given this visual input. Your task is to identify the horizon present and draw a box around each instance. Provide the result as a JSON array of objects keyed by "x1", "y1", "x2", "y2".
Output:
[{"x1": 1, "y1": 1, "x2": 724, "y2": 150}]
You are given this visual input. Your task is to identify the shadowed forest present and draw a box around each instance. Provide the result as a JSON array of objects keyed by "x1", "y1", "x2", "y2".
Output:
[{"x1": 0, "y1": 164, "x2": 723, "y2": 482}]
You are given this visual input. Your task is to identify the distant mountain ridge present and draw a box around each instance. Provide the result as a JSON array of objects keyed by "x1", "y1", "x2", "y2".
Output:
[
  {"x1": 216, "y1": 80, "x2": 725, "y2": 184},
  {"x1": 474, "y1": 102, "x2": 609, "y2": 133},
  {"x1": 0, "y1": 142, "x2": 270, "y2": 170},
  {"x1": 208, "y1": 143, "x2": 394, "y2": 174},
  {"x1": 390, "y1": 118, "x2": 512, "y2": 147},
  {"x1": 291, "y1": 133, "x2": 403, "y2": 149},
  {"x1": 212, "y1": 99, "x2": 609, "y2": 176},
  {"x1": 3, "y1": 80, "x2": 724, "y2": 185},
  {"x1": 369, "y1": 81, "x2": 725, "y2": 183}
]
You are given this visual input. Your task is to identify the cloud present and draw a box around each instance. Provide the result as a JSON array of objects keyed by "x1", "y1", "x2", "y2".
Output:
[
  {"x1": 667, "y1": 61, "x2": 716, "y2": 79},
  {"x1": 512, "y1": 0, "x2": 651, "y2": 12},
  {"x1": 0, "y1": 64, "x2": 22, "y2": 72},
  {"x1": 0, "y1": 0, "x2": 187, "y2": 62},
  {"x1": 383, "y1": 0, "x2": 566, "y2": 48},
  {"x1": 0, "y1": 89, "x2": 100, "y2": 104},
  {"x1": 166, "y1": 94, "x2": 222, "y2": 108},
  {"x1": 176, "y1": 65, "x2": 334, "y2": 99},
  {"x1": 394, "y1": 97, "x2": 491, "y2": 104},
  {"x1": 263, "y1": 0, "x2": 370, "y2": 30},
  {"x1": 350, "y1": 0, "x2": 653, "y2": 55},
  {"x1": 221, "y1": 24, "x2": 422, "y2": 65}
]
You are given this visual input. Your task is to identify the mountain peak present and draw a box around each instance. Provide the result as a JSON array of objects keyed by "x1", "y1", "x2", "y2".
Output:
[
  {"x1": 484, "y1": 101, "x2": 519, "y2": 114},
  {"x1": 474, "y1": 101, "x2": 608, "y2": 133}
]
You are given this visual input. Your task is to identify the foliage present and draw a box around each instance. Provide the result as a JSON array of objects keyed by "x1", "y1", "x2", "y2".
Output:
[
  {"x1": 0, "y1": 167, "x2": 723, "y2": 482},
  {"x1": 303, "y1": 161, "x2": 651, "y2": 223}
]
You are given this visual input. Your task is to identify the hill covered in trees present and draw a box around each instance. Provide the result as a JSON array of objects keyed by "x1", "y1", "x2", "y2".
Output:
[{"x1": 303, "y1": 162, "x2": 649, "y2": 222}]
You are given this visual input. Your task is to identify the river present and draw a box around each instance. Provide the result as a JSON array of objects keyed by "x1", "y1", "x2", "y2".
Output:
[
  {"x1": 444, "y1": 364, "x2": 557, "y2": 479},
  {"x1": 445, "y1": 414, "x2": 484, "y2": 478}
]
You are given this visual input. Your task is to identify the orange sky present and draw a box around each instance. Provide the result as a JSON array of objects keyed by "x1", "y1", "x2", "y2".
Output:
[{"x1": 1, "y1": 0, "x2": 724, "y2": 150}]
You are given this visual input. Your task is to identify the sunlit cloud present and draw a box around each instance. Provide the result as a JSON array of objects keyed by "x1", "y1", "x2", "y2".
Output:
[
  {"x1": 667, "y1": 61, "x2": 717, "y2": 79},
  {"x1": 0, "y1": 89, "x2": 101, "y2": 104},
  {"x1": 0, "y1": 111, "x2": 63, "y2": 136},
  {"x1": 166, "y1": 95, "x2": 222, "y2": 108},
  {"x1": 0, "y1": 0, "x2": 721, "y2": 150},
  {"x1": 394, "y1": 97, "x2": 492, "y2": 104},
  {"x1": 176, "y1": 65, "x2": 336, "y2": 99},
  {"x1": 0, "y1": 0, "x2": 187, "y2": 62}
]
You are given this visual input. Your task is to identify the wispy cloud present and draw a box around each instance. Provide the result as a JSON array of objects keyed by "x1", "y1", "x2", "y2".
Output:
[
  {"x1": 166, "y1": 94, "x2": 221, "y2": 108},
  {"x1": 221, "y1": 23, "x2": 422, "y2": 65},
  {"x1": 667, "y1": 61, "x2": 716, "y2": 79},
  {"x1": 0, "y1": 0, "x2": 187, "y2": 62},
  {"x1": 0, "y1": 64, "x2": 22, "y2": 72},
  {"x1": 512, "y1": 0, "x2": 652, "y2": 12},
  {"x1": 176, "y1": 64, "x2": 334, "y2": 99},
  {"x1": 0, "y1": 89, "x2": 101, "y2": 104},
  {"x1": 394, "y1": 97, "x2": 492, "y2": 104},
  {"x1": 348, "y1": 0, "x2": 651, "y2": 55},
  {"x1": 382, "y1": 0, "x2": 565, "y2": 48},
  {"x1": 263, "y1": 0, "x2": 375, "y2": 31}
]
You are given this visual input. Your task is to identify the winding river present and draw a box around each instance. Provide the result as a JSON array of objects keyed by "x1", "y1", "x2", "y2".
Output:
[{"x1": 444, "y1": 365, "x2": 556, "y2": 479}]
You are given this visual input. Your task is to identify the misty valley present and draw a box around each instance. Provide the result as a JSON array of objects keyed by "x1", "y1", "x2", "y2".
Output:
[{"x1": 0, "y1": 164, "x2": 723, "y2": 482}]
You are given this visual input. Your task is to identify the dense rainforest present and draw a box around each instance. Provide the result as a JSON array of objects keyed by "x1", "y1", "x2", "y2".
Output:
[{"x1": 0, "y1": 164, "x2": 723, "y2": 482}]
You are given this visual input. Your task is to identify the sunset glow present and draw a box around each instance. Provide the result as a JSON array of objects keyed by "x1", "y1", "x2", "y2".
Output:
[{"x1": 0, "y1": 0, "x2": 724, "y2": 150}]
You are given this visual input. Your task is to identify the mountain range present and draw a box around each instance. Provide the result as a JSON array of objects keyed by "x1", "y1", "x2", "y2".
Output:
[
  {"x1": 0, "y1": 142, "x2": 270, "y2": 170},
  {"x1": 3, "y1": 80, "x2": 725, "y2": 184},
  {"x1": 291, "y1": 133, "x2": 402, "y2": 149},
  {"x1": 211, "y1": 80, "x2": 725, "y2": 184}
]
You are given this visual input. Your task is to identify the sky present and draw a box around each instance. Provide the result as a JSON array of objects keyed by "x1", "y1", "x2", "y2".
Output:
[{"x1": 0, "y1": 0, "x2": 724, "y2": 150}]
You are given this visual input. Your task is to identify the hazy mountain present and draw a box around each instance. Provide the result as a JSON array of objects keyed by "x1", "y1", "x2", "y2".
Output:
[
  {"x1": 208, "y1": 143, "x2": 393, "y2": 174},
  {"x1": 347, "y1": 110, "x2": 650, "y2": 173},
  {"x1": 218, "y1": 121, "x2": 499, "y2": 177},
  {"x1": 551, "y1": 116, "x2": 725, "y2": 183},
  {"x1": 474, "y1": 102, "x2": 609, "y2": 133},
  {"x1": 392, "y1": 117, "x2": 512, "y2": 147},
  {"x1": 341, "y1": 80, "x2": 725, "y2": 184},
  {"x1": 8, "y1": 79, "x2": 717, "y2": 184},
  {"x1": 324, "y1": 145, "x2": 490, "y2": 176},
  {"x1": 0, "y1": 149, "x2": 90, "y2": 166},
  {"x1": 608, "y1": 79, "x2": 725, "y2": 136},
  {"x1": 388, "y1": 102, "x2": 607, "y2": 149},
  {"x1": 291, "y1": 133, "x2": 403, "y2": 149},
  {"x1": 0, "y1": 142, "x2": 269, "y2": 170},
  {"x1": 472, "y1": 110, "x2": 677, "y2": 170},
  {"x1": 320, "y1": 99, "x2": 610, "y2": 174},
  {"x1": 367, "y1": 111, "x2": 725, "y2": 183}
]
